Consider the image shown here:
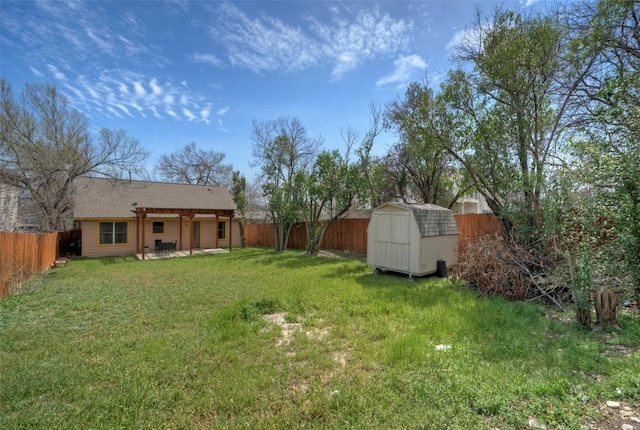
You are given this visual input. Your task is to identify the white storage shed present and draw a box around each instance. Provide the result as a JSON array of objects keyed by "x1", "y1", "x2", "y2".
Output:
[{"x1": 367, "y1": 201, "x2": 459, "y2": 276}]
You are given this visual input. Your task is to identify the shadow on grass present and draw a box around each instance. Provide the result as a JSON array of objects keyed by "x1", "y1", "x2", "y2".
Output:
[
  {"x1": 353, "y1": 271, "x2": 595, "y2": 365},
  {"x1": 97, "y1": 256, "x2": 137, "y2": 265},
  {"x1": 356, "y1": 271, "x2": 461, "y2": 309},
  {"x1": 233, "y1": 248, "x2": 357, "y2": 270}
]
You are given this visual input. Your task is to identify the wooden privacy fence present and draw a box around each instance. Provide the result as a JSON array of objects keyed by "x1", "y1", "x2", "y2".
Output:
[
  {"x1": 455, "y1": 213, "x2": 504, "y2": 252},
  {"x1": 245, "y1": 219, "x2": 369, "y2": 253},
  {"x1": 0, "y1": 231, "x2": 58, "y2": 299},
  {"x1": 245, "y1": 214, "x2": 502, "y2": 254}
]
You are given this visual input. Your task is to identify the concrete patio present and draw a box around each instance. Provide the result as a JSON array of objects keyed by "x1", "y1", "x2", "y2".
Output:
[{"x1": 135, "y1": 248, "x2": 229, "y2": 260}]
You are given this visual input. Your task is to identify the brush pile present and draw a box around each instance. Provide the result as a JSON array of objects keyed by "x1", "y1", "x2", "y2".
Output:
[{"x1": 452, "y1": 236, "x2": 567, "y2": 308}]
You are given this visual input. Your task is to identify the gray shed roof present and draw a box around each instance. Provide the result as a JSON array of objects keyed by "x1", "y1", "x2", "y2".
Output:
[
  {"x1": 380, "y1": 201, "x2": 459, "y2": 237},
  {"x1": 74, "y1": 176, "x2": 236, "y2": 219}
]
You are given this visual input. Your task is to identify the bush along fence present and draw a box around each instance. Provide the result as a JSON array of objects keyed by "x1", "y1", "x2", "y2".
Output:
[
  {"x1": 244, "y1": 214, "x2": 503, "y2": 255},
  {"x1": 0, "y1": 231, "x2": 58, "y2": 299}
]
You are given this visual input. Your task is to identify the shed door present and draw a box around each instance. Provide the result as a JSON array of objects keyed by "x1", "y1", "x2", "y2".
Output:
[{"x1": 375, "y1": 211, "x2": 410, "y2": 272}]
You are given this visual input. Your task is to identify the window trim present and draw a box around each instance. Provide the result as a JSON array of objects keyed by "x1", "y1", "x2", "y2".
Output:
[
  {"x1": 218, "y1": 221, "x2": 226, "y2": 239},
  {"x1": 151, "y1": 221, "x2": 164, "y2": 235},
  {"x1": 98, "y1": 221, "x2": 129, "y2": 246}
]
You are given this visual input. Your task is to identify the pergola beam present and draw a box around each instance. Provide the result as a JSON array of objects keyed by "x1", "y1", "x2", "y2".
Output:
[{"x1": 131, "y1": 207, "x2": 235, "y2": 259}]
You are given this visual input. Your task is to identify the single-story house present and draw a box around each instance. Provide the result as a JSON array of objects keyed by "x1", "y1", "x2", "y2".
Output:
[{"x1": 73, "y1": 176, "x2": 240, "y2": 259}]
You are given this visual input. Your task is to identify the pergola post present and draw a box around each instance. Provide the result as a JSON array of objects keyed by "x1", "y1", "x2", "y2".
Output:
[
  {"x1": 215, "y1": 217, "x2": 219, "y2": 249},
  {"x1": 141, "y1": 212, "x2": 146, "y2": 260},
  {"x1": 131, "y1": 207, "x2": 235, "y2": 258},
  {"x1": 229, "y1": 215, "x2": 233, "y2": 252},
  {"x1": 179, "y1": 214, "x2": 183, "y2": 251},
  {"x1": 189, "y1": 214, "x2": 194, "y2": 255}
]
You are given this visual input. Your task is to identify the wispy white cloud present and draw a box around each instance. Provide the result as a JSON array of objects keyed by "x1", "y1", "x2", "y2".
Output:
[
  {"x1": 163, "y1": 94, "x2": 175, "y2": 105},
  {"x1": 4, "y1": 0, "x2": 170, "y2": 87},
  {"x1": 131, "y1": 102, "x2": 147, "y2": 118},
  {"x1": 150, "y1": 106, "x2": 162, "y2": 119},
  {"x1": 85, "y1": 28, "x2": 115, "y2": 55},
  {"x1": 522, "y1": 0, "x2": 541, "y2": 6},
  {"x1": 47, "y1": 64, "x2": 66, "y2": 81},
  {"x1": 200, "y1": 105, "x2": 211, "y2": 124},
  {"x1": 183, "y1": 108, "x2": 196, "y2": 121},
  {"x1": 149, "y1": 79, "x2": 163, "y2": 97},
  {"x1": 212, "y1": 4, "x2": 411, "y2": 80},
  {"x1": 216, "y1": 118, "x2": 229, "y2": 133},
  {"x1": 191, "y1": 53, "x2": 225, "y2": 68},
  {"x1": 217, "y1": 106, "x2": 230, "y2": 116},
  {"x1": 118, "y1": 82, "x2": 130, "y2": 96},
  {"x1": 29, "y1": 66, "x2": 44, "y2": 78},
  {"x1": 311, "y1": 9, "x2": 412, "y2": 80},
  {"x1": 107, "y1": 105, "x2": 123, "y2": 119},
  {"x1": 39, "y1": 68, "x2": 214, "y2": 124},
  {"x1": 446, "y1": 21, "x2": 491, "y2": 55},
  {"x1": 376, "y1": 55, "x2": 427, "y2": 87},
  {"x1": 215, "y1": 3, "x2": 319, "y2": 73},
  {"x1": 167, "y1": 109, "x2": 179, "y2": 120},
  {"x1": 116, "y1": 104, "x2": 133, "y2": 117},
  {"x1": 133, "y1": 81, "x2": 147, "y2": 98}
]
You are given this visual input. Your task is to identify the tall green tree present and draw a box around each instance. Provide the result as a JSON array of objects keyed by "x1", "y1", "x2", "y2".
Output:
[
  {"x1": 441, "y1": 10, "x2": 576, "y2": 245},
  {"x1": 299, "y1": 129, "x2": 363, "y2": 256},
  {"x1": 569, "y1": 0, "x2": 640, "y2": 294},
  {"x1": 0, "y1": 80, "x2": 148, "y2": 231},
  {"x1": 251, "y1": 117, "x2": 320, "y2": 251},
  {"x1": 230, "y1": 170, "x2": 248, "y2": 248},
  {"x1": 356, "y1": 103, "x2": 389, "y2": 209},
  {"x1": 384, "y1": 82, "x2": 460, "y2": 207}
]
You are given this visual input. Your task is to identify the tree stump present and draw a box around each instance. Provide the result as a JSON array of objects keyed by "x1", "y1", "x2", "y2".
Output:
[
  {"x1": 575, "y1": 305, "x2": 592, "y2": 329},
  {"x1": 595, "y1": 289, "x2": 618, "y2": 327},
  {"x1": 574, "y1": 292, "x2": 592, "y2": 329}
]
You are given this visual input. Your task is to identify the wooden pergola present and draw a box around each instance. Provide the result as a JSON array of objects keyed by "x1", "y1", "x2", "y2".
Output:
[{"x1": 132, "y1": 207, "x2": 235, "y2": 260}]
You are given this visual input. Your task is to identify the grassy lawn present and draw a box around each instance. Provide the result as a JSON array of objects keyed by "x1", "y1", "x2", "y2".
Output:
[{"x1": 2, "y1": 248, "x2": 640, "y2": 429}]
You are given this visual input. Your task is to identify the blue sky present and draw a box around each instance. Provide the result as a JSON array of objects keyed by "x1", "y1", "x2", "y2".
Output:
[{"x1": 1, "y1": 0, "x2": 544, "y2": 180}]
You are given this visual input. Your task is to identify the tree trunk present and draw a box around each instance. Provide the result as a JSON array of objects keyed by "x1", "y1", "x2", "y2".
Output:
[
  {"x1": 283, "y1": 222, "x2": 293, "y2": 251},
  {"x1": 238, "y1": 221, "x2": 246, "y2": 248},
  {"x1": 306, "y1": 221, "x2": 329, "y2": 256},
  {"x1": 575, "y1": 303, "x2": 592, "y2": 329},
  {"x1": 595, "y1": 289, "x2": 618, "y2": 327},
  {"x1": 273, "y1": 222, "x2": 282, "y2": 251}
]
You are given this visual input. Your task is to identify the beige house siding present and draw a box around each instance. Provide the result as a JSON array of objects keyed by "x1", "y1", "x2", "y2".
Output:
[
  {"x1": 81, "y1": 218, "x2": 241, "y2": 258},
  {"x1": 81, "y1": 220, "x2": 136, "y2": 258}
]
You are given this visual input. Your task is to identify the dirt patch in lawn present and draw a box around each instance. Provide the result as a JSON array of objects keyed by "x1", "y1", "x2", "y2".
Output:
[
  {"x1": 263, "y1": 312, "x2": 331, "y2": 347},
  {"x1": 586, "y1": 402, "x2": 640, "y2": 430}
]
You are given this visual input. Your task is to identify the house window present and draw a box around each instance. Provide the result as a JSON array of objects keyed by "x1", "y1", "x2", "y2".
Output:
[
  {"x1": 100, "y1": 222, "x2": 127, "y2": 245},
  {"x1": 218, "y1": 221, "x2": 226, "y2": 239},
  {"x1": 152, "y1": 221, "x2": 164, "y2": 234}
]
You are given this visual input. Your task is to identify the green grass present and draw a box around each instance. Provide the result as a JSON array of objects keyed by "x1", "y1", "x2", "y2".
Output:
[{"x1": 2, "y1": 248, "x2": 640, "y2": 429}]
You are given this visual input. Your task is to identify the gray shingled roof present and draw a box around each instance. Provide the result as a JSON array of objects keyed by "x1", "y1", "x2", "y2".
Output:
[
  {"x1": 74, "y1": 176, "x2": 236, "y2": 219},
  {"x1": 385, "y1": 201, "x2": 459, "y2": 237}
]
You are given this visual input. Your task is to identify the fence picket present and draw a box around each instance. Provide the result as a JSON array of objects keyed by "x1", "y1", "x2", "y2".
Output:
[
  {"x1": 244, "y1": 214, "x2": 503, "y2": 255},
  {"x1": 0, "y1": 231, "x2": 58, "y2": 299}
]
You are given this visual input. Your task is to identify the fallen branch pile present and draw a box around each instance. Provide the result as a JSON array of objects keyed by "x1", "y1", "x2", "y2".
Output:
[{"x1": 452, "y1": 237, "x2": 568, "y2": 309}]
